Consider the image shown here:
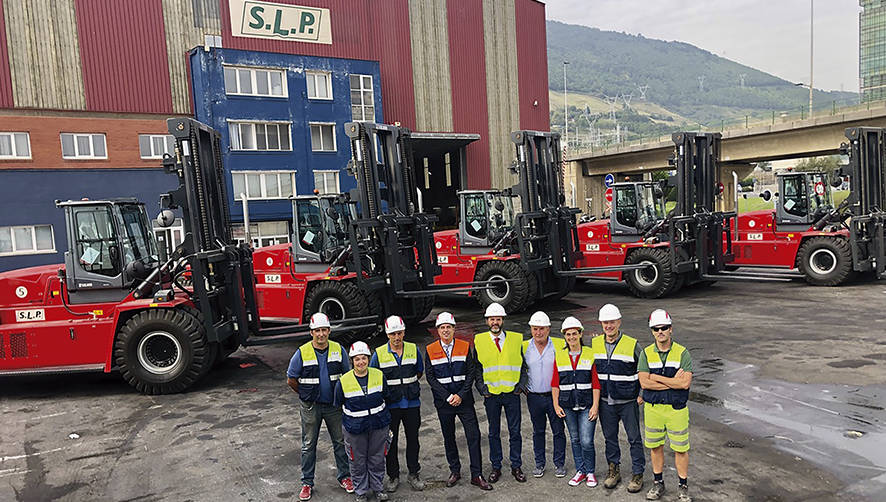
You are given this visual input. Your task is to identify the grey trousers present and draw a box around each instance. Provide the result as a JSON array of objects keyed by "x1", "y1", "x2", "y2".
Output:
[{"x1": 343, "y1": 426, "x2": 390, "y2": 496}]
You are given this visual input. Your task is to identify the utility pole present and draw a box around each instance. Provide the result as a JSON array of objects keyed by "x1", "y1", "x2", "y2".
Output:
[
  {"x1": 809, "y1": 0, "x2": 814, "y2": 115},
  {"x1": 739, "y1": 73, "x2": 746, "y2": 88},
  {"x1": 698, "y1": 75, "x2": 705, "y2": 92},
  {"x1": 563, "y1": 61, "x2": 569, "y2": 154}
]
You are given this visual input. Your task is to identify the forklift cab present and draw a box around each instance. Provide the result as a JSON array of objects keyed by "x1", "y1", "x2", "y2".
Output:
[
  {"x1": 773, "y1": 171, "x2": 833, "y2": 227},
  {"x1": 610, "y1": 182, "x2": 667, "y2": 240},
  {"x1": 458, "y1": 190, "x2": 517, "y2": 247},
  {"x1": 59, "y1": 199, "x2": 159, "y2": 303},
  {"x1": 291, "y1": 193, "x2": 356, "y2": 263}
]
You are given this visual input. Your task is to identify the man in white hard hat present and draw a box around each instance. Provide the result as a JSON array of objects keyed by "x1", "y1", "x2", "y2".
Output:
[
  {"x1": 335, "y1": 341, "x2": 392, "y2": 502},
  {"x1": 522, "y1": 311, "x2": 567, "y2": 479},
  {"x1": 287, "y1": 312, "x2": 355, "y2": 501},
  {"x1": 473, "y1": 302, "x2": 528, "y2": 483},
  {"x1": 425, "y1": 312, "x2": 493, "y2": 491},
  {"x1": 638, "y1": 309, "x2": 693, "y2": 502},
  {"x1": 370, "y1": 316, "x2": 425, "y2": 493},
  {"x1": 590, "y1": 304, "x2": 645, "y2": 493}
]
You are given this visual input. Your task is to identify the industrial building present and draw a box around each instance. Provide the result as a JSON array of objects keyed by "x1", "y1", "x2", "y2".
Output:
[
  {"x1": 860, "y1": 0, "x2": 886, "y2": 102},
  {"x1": 0, "y1": 0, "x2": 549, "y2": 271}
]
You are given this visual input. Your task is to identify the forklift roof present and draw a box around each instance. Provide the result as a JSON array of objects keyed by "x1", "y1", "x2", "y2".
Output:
[{"x1": 55, "y1": 197, "x2": 142, "y2": 207}]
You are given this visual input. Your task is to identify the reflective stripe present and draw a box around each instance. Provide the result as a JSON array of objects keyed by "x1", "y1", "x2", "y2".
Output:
[
  {"x1": 387, "y1": 379, "x2": 402, "y2": 386},
  {"x1": 669, "y1": 438, "x2": 689, "y2": 446},
  {"x1": 438, "y1": 375, "x2": 467, "y2": 383},
  {"x1": 430, "y1": 358, "x2": 448, "y2": 366},
  {"x1": 668, "y1": 427, "x2": 689, "y2": 436},
  {"x1": 437, "y1": 377, "x2": 453, "y2": 384},
  {"x1": 303, "y1": 359, "x2": 319, "y2": 367},
  {"x1": 608, "y1": 374, "x2": 639, "y2": 381},
  {"x1": 299, "y1": 377, "x2": 320, "y2": 384},
  {"x1": 342, "y1": 402, "x2": 387, "y2": 417},
  {"x1": 328, "y1": 353, "x2": 342, "y2": 363},
  {"x1": 401, "y1": 375, "x2": 418, "y2": 384},
  {"x1": 450, "y1": 356, "x2": 467, "y2": 363},
  {"x1": 329, "y1": 374, "x2": 340, "y2": 381},
  {"x1": 575, "y1": 383, "x2": 593, "y2": 390},
  {"x1": 483, "y1": 365, "x2": 521, "y2": 373},
  {"x1": 576, "y1": 360, "x2": 594, "y2": 370},
  {"x1": 452, "y1": 375, "x2": 466, "y2": 382},
  {"x1": 593, "y1": 354, "x2": 607, "y2": 360},
  {"x1": 378, "y1": 360, "x2": 397, "y2": 368},
  {"x1": 645, "y1": 426, "x2": 665, "y2": 433},
  {"x1": 485, "y1": 380, "x2": 519, "y2": 387},
  {"x1": 609, "y1": 354, "x2": 635, "y2": 363},
  {"x1": 557, "y1": 365, "x2": 572, "y2": 372},
  {"x1": 597, "y1": 373, "x2": 609, "y2": 380},
  {"x1": 665, "y1": 361, "x2": 681, "y2": 368},
  {"x1": 558, "y1": 384, "x2": 576, "y2": 391},
  {"x1": 387, "y1": 375, "x2": 418, "y2": 386},
  {"x1": 401, "y1": 357, "x2": 417, "y2": 365},
  {"x1": 647, "y1": 362, "x2": 663, "y2": 369}
]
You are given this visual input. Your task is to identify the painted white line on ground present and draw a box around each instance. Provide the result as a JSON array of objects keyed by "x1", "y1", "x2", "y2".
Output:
[{"x1": 0, "y1": 446, "x2": 67, "y2": 462}]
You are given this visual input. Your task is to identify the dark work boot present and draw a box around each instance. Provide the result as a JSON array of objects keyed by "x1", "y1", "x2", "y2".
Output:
[{"x1": 603, "y1": 462, "x2": 621, "y2": 489}]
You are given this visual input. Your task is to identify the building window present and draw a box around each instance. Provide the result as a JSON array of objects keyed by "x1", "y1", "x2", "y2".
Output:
[
  {"x1": 139, "y1": 134, "x2": 175, "y2": 159},
  {"x1": 223, "y1": 66, "x2": 287, "y2": 97},
  {"x1": 61, "y1": 133, "x2": 107, "y2": 159},
  {"x1": 0, "y1": 224, "x2": 55, "y2": 256},
  {"x1": 314, "y1": 170, "x2": 340, "y2": 194},
  {"x1": 228, "y1": 121, "x2": 292, "y2": 151},
  {"x1": 232, "y1": 221, "x2": 290, "y2": 248},
  {"x1": 0, "y1": 132, "x2": 31, "y2": 159},
  {"x1": 305, "y1": 71, "x2": 332, "y2": 100},
  {"x1": 153, "y1": 218, "x2": 184, "y2": 257},
  {"x1": 350, "y1": 74, "x2": 375, "y2": 121},
  {"x1": 231, "y1": 171, "x2": 296, "y2": 200},
  {"x1": 310, "y1": 123, "x2": 336, "y2": 152}
]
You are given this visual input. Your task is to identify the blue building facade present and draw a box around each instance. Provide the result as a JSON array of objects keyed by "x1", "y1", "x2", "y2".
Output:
[{"x1": 189, "y1": 47, "x2": 383, "y2": 245}]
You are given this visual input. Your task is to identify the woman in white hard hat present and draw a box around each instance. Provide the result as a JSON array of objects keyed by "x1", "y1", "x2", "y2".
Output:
[
  {"x1": 335, "y1": 341, "x2": 392, "y2": 502},
  {"x1": 551, "y1": 316, "x2": 601, "y2": 488}
]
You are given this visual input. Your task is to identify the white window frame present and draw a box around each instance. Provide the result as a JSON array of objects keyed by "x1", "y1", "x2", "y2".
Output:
[
  {"x1": 61, "y1": 133, "x2": 107, "y2": 159},
  {"x1": 227, "y1": 121, "x2": 292, "y2": 151},
  {"x1": 305, "y1": 70, "x2": 333, "y2": 100},
  {"x1": 0, "y1": 224, "x2": 56, "y2": 256},
  {"x1": 313, "y1": 170, "x2": 340, "y2": 195},
  {"x1": 223, "y1": 65, "x2": 288, "y2": 98},
  {"x1": 232, "y1": 221, "x2": 291, "y2": 248},
  {"x1": 231, "y1": 170, "x2": 297, "y2": 200},
  {"x1": 350, "y1": 74, "x2": 375, "y2": 121},
  {"x1": 309, "y1": 122, "x2": 337, "y2": 152},
  {"x1": 0, "y1": 132, "x2": 31, "y2": 159},
  {"x1": 139, "y1": 134, "x2": 175, "y2": 159}
]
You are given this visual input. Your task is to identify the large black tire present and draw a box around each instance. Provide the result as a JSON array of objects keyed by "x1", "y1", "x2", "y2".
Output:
[
  {"x1": 475, "y1": 260, "x2": 534, "y2": 314},
  {"x1": 114, "y1": 308, "x2": 211, "y2": 395},
  {"x1": 303, "y1": 280, "x2": 373, "y2": 342},
  {"x1": 797, "y1": 236, "x2": 854, "y2": 286},
  {"x1": 624, "y1": 248, "x2": 679, "y2": 298},
  {"x1": 402, "y1": 296, "x2": 435, "y2": 325}
]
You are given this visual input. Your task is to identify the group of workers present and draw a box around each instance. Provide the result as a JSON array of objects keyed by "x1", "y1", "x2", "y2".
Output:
[{"x1": 286, "y1": 302, "x2": 693, "y2": 502}]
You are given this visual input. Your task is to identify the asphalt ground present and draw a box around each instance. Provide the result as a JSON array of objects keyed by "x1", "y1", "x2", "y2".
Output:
[{"x1": 2, "y1": 275, "x2": 885, "y2": 502}]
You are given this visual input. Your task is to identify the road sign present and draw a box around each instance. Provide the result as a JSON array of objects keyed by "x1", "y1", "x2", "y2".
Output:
[
  {"x1": 814, "y1": 181, "x2": 825, "y2": 196},
  {"x1": 605, "y1": 187, "x2": 613, "y2": 203},
  {"x1": 604, "y1": 173, "x2": 615, "y2": 188}
]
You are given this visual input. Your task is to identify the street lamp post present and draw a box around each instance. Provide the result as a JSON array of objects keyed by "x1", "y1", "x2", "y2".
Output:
[
  {"x1": 809, "y1": 0, "x2": 814, "y2": 115},
  {"x1": 563, "y1": 61, "x2": 569, "y2": 154}
]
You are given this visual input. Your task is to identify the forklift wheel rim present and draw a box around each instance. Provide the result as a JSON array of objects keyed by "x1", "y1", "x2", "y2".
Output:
[
  {"x1": 137, "y1": 331, "x2": 184, "y2": 375},
  {"x1": 319, "y1": 297, "x2": 347, "y2": 321},
  {"x1": 486, "y1": 274, "x2": 510, "y2": 303},
  {"x1": 633, "y1": 260, "x2": 659, "y2": 287},
  {"x1": 809, "y1": 248, "x2": 837, "y2": 275}
]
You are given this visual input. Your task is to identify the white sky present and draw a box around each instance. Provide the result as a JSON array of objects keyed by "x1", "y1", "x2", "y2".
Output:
[{"x1": 545, "y1": 0, "x2": 861, "y2": 92}]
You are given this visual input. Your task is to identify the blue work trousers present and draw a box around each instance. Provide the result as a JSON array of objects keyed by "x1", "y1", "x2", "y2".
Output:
[
  {"x1": 484, "y1": 392, "x2": 523, "y2": 470},
  {"x1": 299, "y1": 400, "x2": 351, "y2": 486},
  {"x1": 599, "y1": 400, "x2": 645, "y2": 475},
  {"x1": 562, "y1": 407, "x2": 597, "y2": 474},
  {"x1": 526, "y1": 393, "x2": 566, "y2": 470}
]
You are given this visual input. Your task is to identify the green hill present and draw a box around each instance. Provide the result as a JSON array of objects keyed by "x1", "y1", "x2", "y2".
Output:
[{"x1": 547, "y1": 20, "x2": 858, "y2": 144}]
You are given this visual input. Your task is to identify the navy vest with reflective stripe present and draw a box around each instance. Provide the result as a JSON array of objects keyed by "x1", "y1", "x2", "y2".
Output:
[
  {"x1": 555, "y1": 347, "x2": 595, "y2": 409},
  {"x1": 590, "y1": 334, "x2": 639, "y2": 400},
  {"x1": 340, "y1": 368, "x2": 390, "y2": 434},
  {"x1": 641, "y1": 342, "x2": 690, "y2": 410},
  {"x1": 426, "y1": 339, "x2": 470, "y2": 396},
  {"x1": 375, "y1": 342, "x2": 421, "y2": 403},
  {"x1": 298, "y1": 341, "x2": 343, "y2": 402}
]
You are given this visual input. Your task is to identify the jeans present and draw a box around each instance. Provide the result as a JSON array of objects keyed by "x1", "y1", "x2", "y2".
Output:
[
  {"x1": 387, "y1": 406, "x2": 421, "y2": 478},
  {"x1": 343, "y1": 426, "x2": 390, "y2": 496},
  {"x1": 299, "y1": 400, "x2": 351, "y2": 486},
  {"x1": 562, "y1": 407, "x2": 597, "y2": 474},
  {"x1": 599, "y1": 400, "x2": 645, "y2": 475},
  {"x1": 437, "y1": 400, "x2": 483, "y2": 477},
  {"x1": 526, "y1": 393, "x2": 566, "y2": 469},
  {"x1": 484, "y1": 392, "x2": 523, "y2": 469}
]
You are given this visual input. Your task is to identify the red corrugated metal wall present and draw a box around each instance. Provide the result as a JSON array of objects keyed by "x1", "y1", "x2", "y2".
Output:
[
  {"x1": 369, "y1": 0, "x2": 415, "y2": 129},
  {"x1": 515, "y1": 0, "x2": 549, "y2": 130},
  {"x1": 0, "y1": 0, "x2": 13, "y2": 108},
  {"x1": 75, "y1": 0, "x2": 173, "y2": 113},
  {"x1": 447, "y1": 0, "x2": 490, "y2": 189}
]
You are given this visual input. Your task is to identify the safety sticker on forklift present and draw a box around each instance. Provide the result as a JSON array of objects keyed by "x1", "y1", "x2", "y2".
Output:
[
  {"x1": 470, "y1": 220, "x2": 482, "y2": 232},
  {"x1": 438, "y1": 256, "x2": 449, "y2": 263},
  {"x1": 15, "y1": 286, "x2": 27, "y2": 298},
  {"x1": 586, "y1": 244, "x2": 600, "y2": 251},
  {"x1": 302, "y1": 231, "x2": 316, "y2": 245},
  {"x1": 748, "y1": 233, "x2": 763, "y2": 240},
  {"x1": 15, "y1": 309, "x2": 45, "y2": 322},
  {"x1": 265, "y1": 274, "x2": 281, "y2": 283}
]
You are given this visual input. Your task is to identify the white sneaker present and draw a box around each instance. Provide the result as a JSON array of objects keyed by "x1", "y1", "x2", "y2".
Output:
[
  {"x1": 568, "y1": 472, "x2": 586, "y2": 486},
  {"x1": 586, "y1": 473, "x2": 598, "y2": 487}
]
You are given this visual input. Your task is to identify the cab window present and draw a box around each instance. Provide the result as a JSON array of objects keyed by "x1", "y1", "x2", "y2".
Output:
[
  {"x1": 463, "y1": 194, "x2": 488, "y2": 239},
  {"x1": 74, "y1": 206, "x2": 120, "y2": 277},
  {"x1": 296, "y1": 200, "x2": 323, "y2": 253},
  {"x1": 782, "y1": 176, "x2": 807, "y2": 217},
  {"x1": 614, "y1": 186, "x2": 638, "y2": 227}
]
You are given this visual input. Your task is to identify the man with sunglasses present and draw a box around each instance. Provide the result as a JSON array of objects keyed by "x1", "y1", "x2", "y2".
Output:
[{"x1": 638, "y1": 309, "x2": 693, "y2": 502}]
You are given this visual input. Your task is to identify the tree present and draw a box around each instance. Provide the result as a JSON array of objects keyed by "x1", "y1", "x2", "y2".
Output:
[
  {"x1": 756, "y1": 161, "x2": 772, "y2": 172},
  {"x1": 796, "y1": 156, "x2": 840, "y2": 174}
]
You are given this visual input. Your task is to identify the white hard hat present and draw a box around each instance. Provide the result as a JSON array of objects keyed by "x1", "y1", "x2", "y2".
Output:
[
  {"x1": 384, "y1": 315, "x2": 406, "y2": 334},
  {"x1": 309, "y1": 312, "x2": 331, "y2": 330},
  {"x1": 648, "y1": 309, "x2": 673, "y2": 328},
  {"x1": 560, "y1": 316, "x2": 584, "y2": 332},
  {"x1": 349, "y1": 341, "x2": 371, "y2": 358},
  {"x1": 598, "y1": 304, "x2": 622, "y2": 322},
  {"x1": 484, "y1": 302, "x2": 507, "y2": 317},
  {"x1": 528, "y1": 311, "x2": 551, "y2": 327},
  {"x1": 436, "y1": 312, "x2": 456, "y2": 327}
]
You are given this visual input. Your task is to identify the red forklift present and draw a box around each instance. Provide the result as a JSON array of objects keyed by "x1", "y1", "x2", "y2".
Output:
[
  {"x1": 730, "y1": 126, "x2": 886, "y2": 285},
  {"x1": 0, "y1": 118, "x2": 373, "y2": 394},
  {"x1": 576, "y1": 131, "x2": 792, "y2": 297}
]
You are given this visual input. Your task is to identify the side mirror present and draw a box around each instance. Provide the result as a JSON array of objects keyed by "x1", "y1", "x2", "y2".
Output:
[
  {"x1": 830, "y1": 173, "x2": 844, "y2": 188},
  {"x1": 326, "y1": 207, "x2": 340, "y2": 221},
  {"x1": 156, "y1": 209, "x2": 176, "y2": 228},
  {"x1": 494, "y1": 200, "x2": 505, "y2": 212},
  {"x1": 654, "y1": 187, "x2": 663, "y2": 198},
  {"x1": 760, "y1": 190, "x2": 772, "y2": 202}
]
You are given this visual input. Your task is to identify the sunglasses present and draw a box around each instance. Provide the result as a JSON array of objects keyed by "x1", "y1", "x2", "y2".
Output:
[{"x1": 651, "y1": 326, "x2": 671, "y2": 332}]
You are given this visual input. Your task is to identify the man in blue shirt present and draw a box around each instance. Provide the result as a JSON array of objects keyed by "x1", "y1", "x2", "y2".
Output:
[
  {"x1": 370, "y1": 315, "x2": 425, "y2": 493},
  {"x1": 287, "y1": 313, "x2": 354, "y2": 501}
]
